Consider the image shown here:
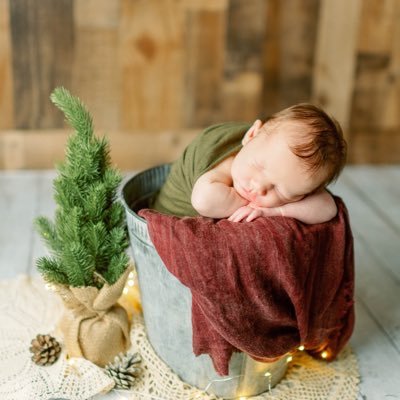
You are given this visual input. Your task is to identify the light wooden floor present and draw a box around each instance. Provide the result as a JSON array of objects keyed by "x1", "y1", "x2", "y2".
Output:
[{"x1": 0, "y1": 167, "x2": 399, "y2": 399}]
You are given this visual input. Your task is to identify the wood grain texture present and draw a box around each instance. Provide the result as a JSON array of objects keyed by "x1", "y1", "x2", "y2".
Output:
[
  {"x1": 72, "y1": 0, "x2": 120, "y2": 130},
  {"x1": 2, "y1": 167, "x2": 400, "y2": 399},
  {"x1": 74, "y1": 0, "x2": 120, "y2": 29},
  {"x1": 262, "y1": 0, "x2": 319, "y2": 116},
  {"x1": 0, "y1": 129, "x2": 198, "y2": 170},
  {"x1": 329, "y1": 170, "x2": 400, "y2": 396},
  {"x1": 350, "y1": 0, "x2": 398, "y2": 132},
  {"x1": 343, "y1": 166, "x2": 400, "y2": 233},
  {"x1": 221, "y1": 0, "x2": 266, "y2": 121},
  {"x1": 381, "y1": 0, "x2": 400, "y2": 131},
  {"x1": 312, "y1": 0, "x2": 362, "y2": 134},
  {"x1": 278, "y1": 0, "x2": 319, "y2": 108},
  {"x1": 351, "y1": 299, "x2": 400, "y2": 399},
  {"x1": 9, "y1": 0, "x2": 74, "y2": 129},
  {"x1": 183, "y1": 0, "x2": 227, "y2": 127},
  {"x1": 119, "y1": 0, "x2": 184, "y2": 130},
  {"x1": 262, "y1": 0, "x2": 281, "y2": 116},
  {"x1": 332, "y1": 171, "x2": 400, "y2": 283},
  {"x1": 357, "y1": 0, "x2": 396, "y2": 55},
  {"x1": 349, "y1": 129, "x2": 400, "y2": 164},
  {"x1": 0, "y1": 0, "x2": 14, "y2": 130},
  {"x1": 0, "y1": 1, "x2": 399, "y2": 164}
]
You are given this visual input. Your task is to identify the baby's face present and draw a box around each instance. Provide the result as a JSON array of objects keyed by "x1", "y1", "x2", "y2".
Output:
[{"x1": 231, "y1": 120, "x2": 325, "y2": 208}]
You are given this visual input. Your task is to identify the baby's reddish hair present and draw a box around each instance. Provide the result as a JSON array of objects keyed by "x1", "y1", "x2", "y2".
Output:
[{"x1": 267, "y1": 103, "x2": 347, "y2": 188}]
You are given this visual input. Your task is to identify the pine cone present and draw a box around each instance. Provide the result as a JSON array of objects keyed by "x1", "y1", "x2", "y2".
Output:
[
  {"x1": 105, "y1": 352, "x2": 142, "y2": 389},
  {"x1": 30, "y1": 334, "x2": 62, "y2": 366}
]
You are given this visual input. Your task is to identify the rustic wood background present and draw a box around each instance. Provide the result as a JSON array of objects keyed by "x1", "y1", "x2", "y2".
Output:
[{"x1": 0, "y1": 0, "x2": 399, "y2": 169}]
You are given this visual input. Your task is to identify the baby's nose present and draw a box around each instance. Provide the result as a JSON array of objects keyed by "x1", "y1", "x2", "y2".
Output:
[{"x1": 251, "y1": 181, "x2": 267, "y2": 196}]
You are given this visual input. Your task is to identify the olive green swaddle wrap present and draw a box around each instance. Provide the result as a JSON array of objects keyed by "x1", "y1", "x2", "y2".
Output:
[{"x1": 152, "y1": 122, "x2": 251, "y2": 217}]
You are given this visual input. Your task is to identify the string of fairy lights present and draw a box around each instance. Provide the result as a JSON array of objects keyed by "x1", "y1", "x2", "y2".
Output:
[{"x1": 43, "y1": 273, "x2": 331, "y2": 399}]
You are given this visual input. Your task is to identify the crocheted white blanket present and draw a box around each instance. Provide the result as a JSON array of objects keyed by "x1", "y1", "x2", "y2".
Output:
[{"x1": 0, "y1": 275, "x2": 360, "y2": 400}]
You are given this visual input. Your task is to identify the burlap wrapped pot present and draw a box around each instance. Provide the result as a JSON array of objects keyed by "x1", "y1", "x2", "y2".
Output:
[{"x1": 56, "y1": 267, "x2": 131, "y2": 367}]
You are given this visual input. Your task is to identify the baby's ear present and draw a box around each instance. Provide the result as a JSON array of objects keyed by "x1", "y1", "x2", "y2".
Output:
[{"x1": 242, "y1": 119, "x2": 263, "y2": 145}]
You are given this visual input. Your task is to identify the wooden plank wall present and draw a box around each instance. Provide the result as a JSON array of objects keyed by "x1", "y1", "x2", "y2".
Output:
[
  {"x1": 0, "y1": 0, "x2": 399, "y2": 169},
  {"x1": 0, "y1": 0, "x2": 13, "y2": 130}
]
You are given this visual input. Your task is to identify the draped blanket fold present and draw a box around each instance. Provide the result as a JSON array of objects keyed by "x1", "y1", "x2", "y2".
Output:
[{"x1": 139, "y1": 196, "x2": 355, "y2": 376}]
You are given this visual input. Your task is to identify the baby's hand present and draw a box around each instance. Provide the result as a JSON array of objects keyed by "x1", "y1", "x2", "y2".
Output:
[{"x1": 228, "y1": 205, "x2": 264, "y2": 222}]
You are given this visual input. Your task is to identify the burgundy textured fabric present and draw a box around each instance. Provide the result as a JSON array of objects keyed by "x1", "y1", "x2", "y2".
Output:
[{"x1": 139, "y1": 196, "x2": 355, "y2": 376}]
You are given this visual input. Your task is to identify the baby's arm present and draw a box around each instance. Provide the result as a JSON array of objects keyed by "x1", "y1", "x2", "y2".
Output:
[
  {"x1": 277, "y1": 189, "x2": 337, "y2": 224},
  {"x1": 229, "y1": 189, "x2": 337, "y2": 224},
  {"x1": 191, "y1": 156, "x2": 248, "y2": 218}
]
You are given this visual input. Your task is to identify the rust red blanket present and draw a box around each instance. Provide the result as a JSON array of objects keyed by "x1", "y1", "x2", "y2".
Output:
[{"x1": 139, "y1": 196, "x2": 355, "y2": 376}]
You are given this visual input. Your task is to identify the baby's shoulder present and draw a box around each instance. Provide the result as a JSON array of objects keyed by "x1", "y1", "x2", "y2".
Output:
[
  {"x1": 201, "y1": 154, "x2": 236, "y2": 178},
  {"x1": 209, "y1": 154, "x2": 236, "y2": 174}
]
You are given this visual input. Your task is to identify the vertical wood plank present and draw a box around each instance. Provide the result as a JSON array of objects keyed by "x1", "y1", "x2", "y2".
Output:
[
  {"x1": 221, "y1": 0, "x2": 266, "y2": 122},
  {"x1": 0, "y1": 0, "x2": 14, "y2": 130},
  {"x1": 357, "y1": 0, "x2": 395, "y2": 54},
  {"x1": 0, "y1": 131, "x2": 25, "y2": 169},
  {"x1": 74, "y1": 0, "x2": 120, "y2": 29},
  {"x1": 72, "y1": 0, "x2": 121, "y2": 130},
  {"x1": 350, "y1": 0, "x2": 397, "y2": 133},
  {"x1": 9, "y1": 0, "x2": 74, "y2": 129},
  {"x1": 262, "y1": 0, "x2": 281, "y2": 116},
  {"x1": 379, "y1": 0, "x2": 400, "y2": 130},
  {"x1": 263, "y1": 0, "x2": 319, "y2": 116},
  {"x1": 183, "y1": 0, "x2": 227, "y2": 127},
  {"x1": 312, "y1": 0, "x2": 362, "y2": 135},
  {"x1": 119, "y1": 0, "x2": 184, "y2": 130},
  {"x1": 278, "y1": 0, "x2": 319, "y2": 107},
  {"x1": 350, "y1": 53, "x2": 390, "y2": 133},
  {"x1": 349, "y1": 130, "x2": 400, "y2": 164}
]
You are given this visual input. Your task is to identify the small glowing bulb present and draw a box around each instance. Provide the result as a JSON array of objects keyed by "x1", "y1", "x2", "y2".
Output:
[
  {"x1": 321, "y1": 351, "x2": 329, "y2": 359},
  {"x1": 286, "y1": 355, "x2": 293, "y2": 363},
  {"x1": 298, "y1": 345, "x2": 305, "y2": 351},
  {"x1": 128, "y1": 280, "x2": 134, "y2": 287},
  {"x1": 264, "y1": 371, "x2": 271, "y2": 377},
  {"x1": 68, "y1": 358, "x2": 75, "y2": 366},
  {"x1": 128, "y1": 271, "x2": 134, "y2": 279},
  {"x1": 239, "y1": 397, "x2": 247, "y2": 400},
  {"x1": 123, "y1": 287, "x2": 129, "y2": 295}
]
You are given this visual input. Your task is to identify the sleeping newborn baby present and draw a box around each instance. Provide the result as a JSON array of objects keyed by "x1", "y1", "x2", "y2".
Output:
[{"x1": 152, "y1": 103, "x2": 347, "y2": 224}]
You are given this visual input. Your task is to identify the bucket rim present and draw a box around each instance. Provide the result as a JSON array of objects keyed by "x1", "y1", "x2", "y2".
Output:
[
  {"x1": 119, "y1": 164, "x2": 171, "y2": 223},
  {"x1": 119, "y1": 172, "x2": 146, "y2": 223}
]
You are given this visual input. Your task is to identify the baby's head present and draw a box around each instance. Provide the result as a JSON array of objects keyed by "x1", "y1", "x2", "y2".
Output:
[{"x1": 231, "y1": 103, "x2": 347, "y2": 208}]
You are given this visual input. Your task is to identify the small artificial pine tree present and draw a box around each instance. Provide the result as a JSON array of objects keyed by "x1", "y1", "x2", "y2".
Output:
[{"x1": 35, "y1": 87, "x2": 129, "y2": 288}]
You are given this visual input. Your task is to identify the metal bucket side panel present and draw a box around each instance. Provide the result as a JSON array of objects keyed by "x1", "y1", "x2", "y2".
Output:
[
  {"x1": 121, "y1": 167, "x2": 287, "y2": 398},
  {"x1": 125, "y1": 209, "x2": 244, "y2": 396}
]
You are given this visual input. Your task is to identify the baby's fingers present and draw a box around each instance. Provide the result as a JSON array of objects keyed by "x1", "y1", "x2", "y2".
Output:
[
  {"x1": 246, "y1": 210, "x2": 261, "y2": 222},
  {"x1": 228, "y1": 207, "x2": 249, "y2": 222}
]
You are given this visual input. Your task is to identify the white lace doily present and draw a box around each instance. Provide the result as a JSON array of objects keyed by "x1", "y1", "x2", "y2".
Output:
[
  {"x1": 0, "y1": 276, "x2": 360, "y2": 400},
  {"x1": 127, "y1": 316, "x2": 360, "y2": 400},
  {"x1": 0, "y1": 275, "x2": 114, "y2": 400}
]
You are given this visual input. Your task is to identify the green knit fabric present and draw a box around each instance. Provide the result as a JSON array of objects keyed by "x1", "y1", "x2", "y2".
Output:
[{"x1": 151, "y1": 122, "x2": 251, "y2": 217}]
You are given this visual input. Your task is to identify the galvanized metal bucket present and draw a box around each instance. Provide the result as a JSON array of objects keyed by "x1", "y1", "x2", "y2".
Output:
[{"x1": 120, "y1": 164, "x2": 288, "y2": 398}]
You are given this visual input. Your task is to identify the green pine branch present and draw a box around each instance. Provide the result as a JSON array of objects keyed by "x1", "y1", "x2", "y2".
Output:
[{"x1": 34, "y1": 87, "x2": 129, "y2": 288}]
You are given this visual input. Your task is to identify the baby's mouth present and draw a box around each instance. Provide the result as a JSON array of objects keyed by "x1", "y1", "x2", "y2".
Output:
[
  {"x1": 234, "y1": 183, "x2": 249, "y2": 200},
  {"x1": 247, "y1": 192, "x2": 257, "y2": 202},
  {"x1": 240, "y1": 186, "x2": 257, "y2": 202}
]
